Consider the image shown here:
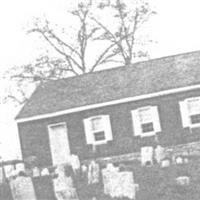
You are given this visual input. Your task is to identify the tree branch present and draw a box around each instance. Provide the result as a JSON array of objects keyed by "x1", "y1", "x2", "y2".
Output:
[
  {"x1": 47, "y1": 30, "x2": 82, "y2": 59},
  {"x1": 5, "y1": 95, "x2": 27, "y2": 105},
  {"x1": 90, "y1": 43, "x2": 116, "y2": 72},
  {"x1": 91, "y1": 17, "x2": 128, "y2": 62},
  {"x1": 117, "y1": 0, "x2": 132, "y2": 64},
  {"x1": 41, "y1": 31, "x2": 83, "y2": 71}
]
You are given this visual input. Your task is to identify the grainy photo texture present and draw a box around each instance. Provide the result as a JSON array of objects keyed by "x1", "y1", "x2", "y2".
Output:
[{"x1": 1, "y1": 0, "x2": 200, "y2": 200}]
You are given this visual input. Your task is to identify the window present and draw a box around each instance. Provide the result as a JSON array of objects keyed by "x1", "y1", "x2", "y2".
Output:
[
  {"x1": 179, "y1": 97, "x2": 200, "y2": 128},
  {"x1": 141, "y1": 122, "x2": 154, "y2": 133},
  {"x1": 84, "y1": 115, "x2": 113, "y2": 145},
  {"x1": 91, "y1": 117, "x2": 106, "y2": 141},
  {"x1": 132, "y1": 106, "x2": 161, "y2": 137},
  {"x1": 139, "y1": 107, "x2": 155, "y2": 133}
]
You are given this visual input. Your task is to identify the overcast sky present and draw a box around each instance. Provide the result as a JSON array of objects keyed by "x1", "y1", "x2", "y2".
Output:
[{"x1": 1, "y1": 0, "x2": 200, "y2": 160}]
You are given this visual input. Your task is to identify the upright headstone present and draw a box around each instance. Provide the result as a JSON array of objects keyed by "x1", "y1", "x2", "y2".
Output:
[
  {"x1": 154, "y1": 145, "x2": 165, "y2": 164},
  {"x1": 141, "y1": 146, "x2": 154, "y2": 166},
  {"x1": 102, "y1": 164, "x2": 137, "y2": 199},
  {"x1": 53, "y1": 165, "x2": 78, "y2": 200},
  {"x1": 10, "y1": 175, "x2": 36, "y2": 200}
]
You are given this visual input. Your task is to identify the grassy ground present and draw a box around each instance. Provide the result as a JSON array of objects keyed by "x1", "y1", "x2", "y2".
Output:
[{"x1": 75, "y1": 158, "x2": 200, "y2": 200}]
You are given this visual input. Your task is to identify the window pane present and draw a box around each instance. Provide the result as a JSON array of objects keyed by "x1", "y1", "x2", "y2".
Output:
[
  {"x1": 187, "y1": 99, "x2": 200, "y2": 114},
  {"x1": 91, "y1": 117, "x2": 103, "y2": 131},
  {"x1": 94, "y1": 131, "x2": 105, "y2": 141},
  {"x1": 190, "y1": 114, "x2": 200, "y2": 124},
  {"x1": 141, "y1": 122, "x2": 154, "y2": 133},
  {"x1": 138, "y1": 108, "x2": 152, "y2": 123}
]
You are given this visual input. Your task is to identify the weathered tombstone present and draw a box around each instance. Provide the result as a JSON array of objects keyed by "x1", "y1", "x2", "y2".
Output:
[
  {"x1": 141, "y1": 146, "x2": 154, "y2": 166},
  {"x1": 102, "y1": 163, "x2": 137, "y2": 199},
  {"x1": 53, "y1": 165, "x2": 78, "y2": 200},
  {"x1": 9, "y1": 174, "x2": 36, "y2": 200},
  {"x1": 154, "y1": 145, "x2": 165, "y2": 164}
]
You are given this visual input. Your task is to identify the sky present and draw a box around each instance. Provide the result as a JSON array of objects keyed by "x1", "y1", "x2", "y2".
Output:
[{"x1": 1, "y1": 0, "x2": 200, "y2": 160}]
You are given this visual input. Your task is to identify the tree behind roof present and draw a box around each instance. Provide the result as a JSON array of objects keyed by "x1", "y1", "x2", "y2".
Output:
[{"x1": 3, "y1": 0, "x2": 156, "y2": 105}]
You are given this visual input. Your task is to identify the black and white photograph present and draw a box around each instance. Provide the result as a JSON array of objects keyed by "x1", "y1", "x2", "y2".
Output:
[{"x1": 1, "y1": 0, "x2": 200, "y2": 199}]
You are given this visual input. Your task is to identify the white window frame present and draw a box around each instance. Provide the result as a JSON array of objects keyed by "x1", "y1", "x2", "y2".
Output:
[
  {"x1": 83, "y1": 115, "x2": 113, "y2": 145},
  {"x1": 179, "y1": 97, "x2": 200, "y2": 128},
  {"x1": 131, "y1": 106, "x2": 161, "y2": 137}
]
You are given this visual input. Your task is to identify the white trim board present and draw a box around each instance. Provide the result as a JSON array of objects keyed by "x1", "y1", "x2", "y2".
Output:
[{"x1": 16, "y1": 84, "x2": 200, "y2": 123}]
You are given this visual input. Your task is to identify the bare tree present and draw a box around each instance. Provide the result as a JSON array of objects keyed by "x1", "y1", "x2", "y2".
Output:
[
  {"x1": 93, "y1": 0, "x2": 156, "y2": 66},
  {"x1": 3, "y1": 56, "x2": 69, "y2": 104},
  {"x1": 3, "y1": 0, "x2": 156, "y2": 105},
  {"x1": 27, "y1": 1, "x2": 120, "y2": 75}
]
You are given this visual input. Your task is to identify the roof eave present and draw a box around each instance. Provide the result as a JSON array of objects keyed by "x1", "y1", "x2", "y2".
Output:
[{"x1": 16, "y1": 83, "x2": 200, "y2": 123}]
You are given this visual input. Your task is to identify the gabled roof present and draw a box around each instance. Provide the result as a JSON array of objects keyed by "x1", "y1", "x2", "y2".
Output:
[{"x1": 16, "y1": 50, "x2": 200, "y2": 120}]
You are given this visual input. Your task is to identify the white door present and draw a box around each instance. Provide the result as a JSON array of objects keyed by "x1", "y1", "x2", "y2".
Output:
[{"x1": 48, "y1": 123, "x2": 70, "y2": 165}]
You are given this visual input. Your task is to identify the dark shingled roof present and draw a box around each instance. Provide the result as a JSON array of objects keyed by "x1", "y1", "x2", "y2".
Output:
[{"x1": 16, "y1": 50, "x2": 200, "y2": 119}]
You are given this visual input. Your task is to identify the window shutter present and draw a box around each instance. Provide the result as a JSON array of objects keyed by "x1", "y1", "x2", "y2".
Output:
[
  {"x1": 83, "y1": 118, "x2": 94, "y2": 144},
  {"x1": 151, "y1": 106, "x2": 161, "y2": 132},
  {"x1": 103, "y1": 115, "x2": 113, "y2": 141},
  {"x1": 179, "y1": 100, "x2": 189, "y2": 127},
  {"x1": 131, "y1": 110, "x2": 141, "y2": 136}
]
